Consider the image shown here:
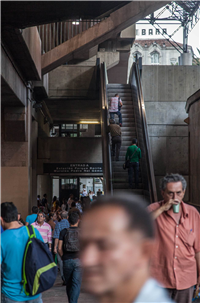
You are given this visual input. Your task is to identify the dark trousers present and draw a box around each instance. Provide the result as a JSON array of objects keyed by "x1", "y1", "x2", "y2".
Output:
[
  {"x1": 63, "y1": 258, "x2": 82, "y2": 303},
  {"x1": 112, "y1": 136, "x2": 121, "y2": 160},
  {"x1": 166, "y1": 286, "x2": 194, "y2": 303},
  {"x1": 110, "y1": 111, "x2": 122, "y2": 125},
  {"x1": 128, "y1": 162, "x2": 139, "y2": 188}
]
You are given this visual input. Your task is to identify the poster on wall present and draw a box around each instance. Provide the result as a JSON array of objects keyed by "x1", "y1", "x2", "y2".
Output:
[{"x1": 43, "y1": 163, "x2": 103, "y2": 174}]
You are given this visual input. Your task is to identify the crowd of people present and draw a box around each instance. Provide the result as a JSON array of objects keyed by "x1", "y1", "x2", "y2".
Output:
[{"x1": 1, "y1": 173, "x2": 200, "y2": 303}]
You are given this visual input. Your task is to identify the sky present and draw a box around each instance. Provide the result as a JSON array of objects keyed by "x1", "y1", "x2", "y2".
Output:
[{"x1": 136, "y1": 5, "x2": 200, "y2": 57}]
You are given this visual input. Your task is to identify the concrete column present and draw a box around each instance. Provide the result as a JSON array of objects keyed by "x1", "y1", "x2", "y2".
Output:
[
  {"x1": 179, "y1": 52, "x2": 192, "y2": 66},
  {"x1": 107, "y1": 52, "x2": 130, "y2": 84},
  {"x1": 37, "y1": 175, "x2": 53, "y2": 205},
  {"x1": 31, "y1": 120, "x2": 38, "y2": 208},
  {"x1": 1, "y1": 106, "x2": 29, "y2": 220}
]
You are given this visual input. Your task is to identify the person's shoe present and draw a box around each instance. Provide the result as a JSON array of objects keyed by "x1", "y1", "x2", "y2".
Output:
[
  {"x1": 119, "y1": 123, "x2": 122, "y2": 127},
  {"x1": 62, "y1": 281, "x2": 66, "y2": 286}
]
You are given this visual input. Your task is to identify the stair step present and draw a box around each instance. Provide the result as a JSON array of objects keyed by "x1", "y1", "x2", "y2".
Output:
[
  {"x1": 122, "y1": 135, "x2": 137, "y2": 140},
  {"x1": 113, "y1": 183, "x2": 143, "y2": 189},
  {"x1": 123, "y1": 119, "x2": 135, "y2": 123},
  {"x1": 121, "y1": 127, "x2": 136, "y2": 131},
  {"x1": 113, "y1": 189, "x2": 149, "y2": 201},
  {"x1": 112, "y1": 171, "x2": 141, "y2": 177},
  {"x1": 121, "y1": 123, "x2": 135, "y2": 128},
  {"x1": 107, "y1": 84, "x2": 130, "y2": 88},
  {"x1": 120, "y1": 113, "x2": 134, "y2": 117},
  {"x1": 112, "y1": 175, "x2": 141, "y2": 180},
  {"x1": 107, "y1": 94, "x2": 132, "y2": 100}
]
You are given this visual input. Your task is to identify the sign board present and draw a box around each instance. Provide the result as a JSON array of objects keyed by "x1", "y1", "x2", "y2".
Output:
[{"x1": 44, "y1": 163, "x2": 103, "y2": 174}]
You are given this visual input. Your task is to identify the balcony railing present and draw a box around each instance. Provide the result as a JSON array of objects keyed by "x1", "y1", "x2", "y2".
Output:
[{"x1": 38, "y1": 19, "x2": 102, "y2": 53}]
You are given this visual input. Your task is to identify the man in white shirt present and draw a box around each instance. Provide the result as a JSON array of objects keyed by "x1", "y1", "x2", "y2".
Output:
[{"x1": 80, "y1": 194, "x2": 174, "y2": 303}]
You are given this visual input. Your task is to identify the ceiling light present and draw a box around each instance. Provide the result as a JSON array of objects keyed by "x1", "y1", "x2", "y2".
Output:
[{"x1": 79, "y1": 121, "x2": 100, "y2": 124}]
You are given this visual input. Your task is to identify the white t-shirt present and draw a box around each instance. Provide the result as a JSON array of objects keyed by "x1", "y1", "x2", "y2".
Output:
[{"x1": 82, "y1": 189, "x2": 88, "y2": 197}]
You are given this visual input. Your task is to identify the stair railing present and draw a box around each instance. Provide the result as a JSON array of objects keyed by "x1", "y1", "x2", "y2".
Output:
[
  {"x1": 129, "y1": 60, "x2": 157, "y2": 203},
  {"x1": 100, "y1": 62, "x2": 113, "y2": 194}
]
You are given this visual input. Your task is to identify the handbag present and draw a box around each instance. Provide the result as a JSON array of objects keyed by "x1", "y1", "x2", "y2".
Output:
[{"x1": 123, "y1": 147, "x2": 139, "y2": 170}]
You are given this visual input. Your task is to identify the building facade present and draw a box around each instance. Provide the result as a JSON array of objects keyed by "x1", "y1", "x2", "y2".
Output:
[{"x1": 130, "y1": 39, "x2": 193, "y2": 66}]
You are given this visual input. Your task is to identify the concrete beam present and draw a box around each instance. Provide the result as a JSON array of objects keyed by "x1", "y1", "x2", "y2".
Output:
[
  {"x1": 2, "y1": 27, "x2": 41, "y2": 81},
  {"x1": 42, "y1": 1, "x2": 167, "y2": 74},
  {"x1": 1, "y1": 46, "x2": 27, "y2": 107}
]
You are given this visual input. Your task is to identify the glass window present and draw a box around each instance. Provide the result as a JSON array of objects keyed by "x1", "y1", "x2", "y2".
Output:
[
  {"x1": 61, "y1": 178, "x2": 77, "y2": 189},
  {"x1": 80, "y1": 124, "x2": 88, "y2": 130},
  {"x1": 65, "y1": 124, "x2": 74, "y2": 129},
  {"x1": 151, "y1": 52, "x2": 159, "y2": 64}
]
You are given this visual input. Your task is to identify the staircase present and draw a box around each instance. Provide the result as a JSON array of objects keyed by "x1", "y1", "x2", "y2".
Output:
[{"x1": 107, "y1": 84, "x2": 144, "y2": 195}]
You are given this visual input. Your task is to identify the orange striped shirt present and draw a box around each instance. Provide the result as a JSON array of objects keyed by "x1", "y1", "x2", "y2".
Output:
[{"x1": 148, "y1": 201, "x2": 200, "y2": 290}]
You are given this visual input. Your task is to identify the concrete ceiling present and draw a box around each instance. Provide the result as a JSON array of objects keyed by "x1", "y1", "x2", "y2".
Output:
[
  {"x1": 2, "y1": 1, "x2": 130, "y2": 29},
  {"x1": 45, "y1": 98, "x2": 100, "y2": 124}
]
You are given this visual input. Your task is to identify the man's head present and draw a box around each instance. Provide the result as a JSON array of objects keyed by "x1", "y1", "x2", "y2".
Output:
[
  {"x1": 109, "y1": 119, "x2": 115, "y2": 124},
  {"x1": 115, "y1": 94, "x2": 119, "y2": 97},
  {"x1": 37, "y1": 195, "x2": 40, "y2": 199},
  {"x1": 160, "y1": 174, "x2": 186, "y2": 203},
  {"x1": 68, "y1": 212, "x2": 79, "y2": 226},
  {"x1": 61, "y1": 211, "x2": 68, "y2": 219},
  {"x1": 1, "y1": 202, "x2": 18, "y2": 229},
  {"x1": 132, "y1": 138, "x2": 137, "y2": 145},
  {"x1": 37, "y1": 212, "x2": 46, "y2": 224},
  {"x1": 43, "y1": 194, "x2": 47, "y2": 198},
  {"x1": 32, "y1": 206, "x2": 38, "y2": 214},
  {"x1": 80, "y1": 194, "x2": 154, "y2": 296}
]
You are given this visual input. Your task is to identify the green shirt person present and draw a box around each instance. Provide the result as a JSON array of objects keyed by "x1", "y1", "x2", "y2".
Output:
[{"x1": 125, "y1": 139, "x2": 141, "y2": 189}]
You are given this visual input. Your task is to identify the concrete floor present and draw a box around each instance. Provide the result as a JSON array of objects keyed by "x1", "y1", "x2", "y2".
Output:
[
  {"x1": 42, "y1": 274, "x2": 96, "y2": 303},
  {"x1": 42, "y1": 273, "x2": 200, "y2": 303}
]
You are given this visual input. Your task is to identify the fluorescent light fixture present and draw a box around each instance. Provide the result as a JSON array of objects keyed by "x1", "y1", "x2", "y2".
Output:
[{"x1": 79, "y1": 121, "x2": 100, "y2": 124}]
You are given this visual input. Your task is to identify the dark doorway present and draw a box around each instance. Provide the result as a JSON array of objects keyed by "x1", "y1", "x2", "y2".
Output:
[{"x1": 59, "y1": 178, "x2": 79, "y2": 201}]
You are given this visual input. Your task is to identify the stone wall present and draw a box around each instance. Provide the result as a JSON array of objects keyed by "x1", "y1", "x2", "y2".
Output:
[{"x1": 142, "y1": 65, "x2": 200, "y2": 201}]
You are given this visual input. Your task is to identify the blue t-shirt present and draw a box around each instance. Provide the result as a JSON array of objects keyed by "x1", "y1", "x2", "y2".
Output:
[
  {"x1": 25, "y1": 214, "x2": 37, "y2": 225},
  {"x1": 1, "y1": 226, "x2": 4, "y2": 233},
  {"x1": 1, "y1": 226, "x2": 43, "y2": 301}
]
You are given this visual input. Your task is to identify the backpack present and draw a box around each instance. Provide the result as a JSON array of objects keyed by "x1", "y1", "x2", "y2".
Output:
[
  {"x1": 64, "y1": 228, "x2": 80, "y2": 252},
  {"x1": 22, "y1": 225, "x2": 57, "y2": 296}
]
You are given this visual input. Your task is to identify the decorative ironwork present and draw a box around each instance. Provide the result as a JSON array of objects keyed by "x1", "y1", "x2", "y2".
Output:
[{"x1": 143, "y1": 1, "x2": 200, "y2": 56}]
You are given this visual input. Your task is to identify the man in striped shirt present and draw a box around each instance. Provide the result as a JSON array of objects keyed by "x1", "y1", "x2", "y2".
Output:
[
  {"x1": 109, "y1": 94, "x2": 123, "y2": 127},
  {"x1": 31, "y1": 212, "x2": 52, "y2": 250}
]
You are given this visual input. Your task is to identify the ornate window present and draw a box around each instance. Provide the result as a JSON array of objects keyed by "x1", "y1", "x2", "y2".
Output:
[{"x1": 151, "y1": 51, "x2": 159, "y2": 64}]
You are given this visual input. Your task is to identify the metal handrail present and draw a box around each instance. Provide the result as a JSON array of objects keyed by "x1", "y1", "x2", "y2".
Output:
[
  {"x1": 100, "y1": 62, "x2": 113, "y2": 194},
  {"x1": 129, "y1": 61, "x2": 157, "y2": 203}
]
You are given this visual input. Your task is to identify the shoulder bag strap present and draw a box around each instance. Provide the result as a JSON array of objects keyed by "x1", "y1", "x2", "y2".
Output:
[
  {"x1": 26, "y1": 225, "x2": 36, "y2": 239},
  {"x1": 130, "y1": 147, "x2": 139, "y2": 160}
]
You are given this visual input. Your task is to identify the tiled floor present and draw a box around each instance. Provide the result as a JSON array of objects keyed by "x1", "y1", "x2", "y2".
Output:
[{"x1": 42, "y1": 274, "x2": 96, "y2": 303}]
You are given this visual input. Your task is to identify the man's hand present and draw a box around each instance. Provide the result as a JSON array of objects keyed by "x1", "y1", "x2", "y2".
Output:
[
  {"x1": 151, "y1": 199, "x2": 180, "y2": 220},
  {"x1": 161, "y1": 199, "x2": 179, "y2": 212},
  {"x1": 54, "y1": 247, "x2": 57, "y2": 254}
]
